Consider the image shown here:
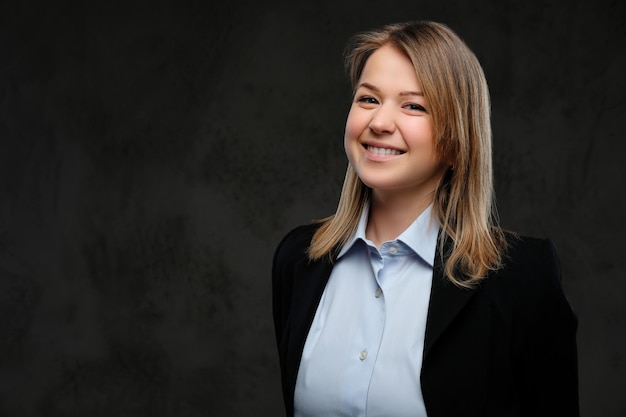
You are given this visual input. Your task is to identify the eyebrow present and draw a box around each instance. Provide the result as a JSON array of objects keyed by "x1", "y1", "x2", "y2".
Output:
[{"x1": 357, "y1": 82, "x2": 423, "y2": 97}]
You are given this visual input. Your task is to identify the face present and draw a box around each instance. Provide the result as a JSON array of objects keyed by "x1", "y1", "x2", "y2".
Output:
[{"x1": 344, "y1": 45, "x2": 448, "y2": 201}]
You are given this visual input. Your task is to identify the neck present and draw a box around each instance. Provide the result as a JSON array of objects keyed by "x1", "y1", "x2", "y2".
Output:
[{"x1": 366, "y1": 188, "x2": 434, "y2": 248}]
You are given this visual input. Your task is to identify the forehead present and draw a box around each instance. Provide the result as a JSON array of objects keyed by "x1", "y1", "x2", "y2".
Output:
[{"x1": 358, "y1": 45, "x2": 420, "y2": 88}]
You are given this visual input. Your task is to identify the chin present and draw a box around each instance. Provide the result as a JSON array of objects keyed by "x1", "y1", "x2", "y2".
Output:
[{"x1": 358, "y1": 177, "x2": 399, "y2": 191}]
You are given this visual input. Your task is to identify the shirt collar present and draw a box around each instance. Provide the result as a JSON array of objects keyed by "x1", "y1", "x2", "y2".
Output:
[
  {"x1": 336, "y1": 204, "x2": 440, "y2": 266},
  {"x1": 396, "y1": 204, "x2": 439, "y2": 267},
  {"x1": 336, "y1": 204, "x2": 371, "y2": 259}
]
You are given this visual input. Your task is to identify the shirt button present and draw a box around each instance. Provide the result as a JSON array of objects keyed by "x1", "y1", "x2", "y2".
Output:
[
  {"x1": 375, "y1": 288, "x2": 382, "y2": 298},
  {"x1": 359, "y1": 350, "x2": 368, "y2": 361},
  {"x1": 388, "y1": 246, "x2": 398, "y2": 254}
]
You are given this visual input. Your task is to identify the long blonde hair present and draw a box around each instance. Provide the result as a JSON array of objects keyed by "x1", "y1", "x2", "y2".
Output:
[{"x1": 308, "y1": 21, "x2": 507, "y2": 287}]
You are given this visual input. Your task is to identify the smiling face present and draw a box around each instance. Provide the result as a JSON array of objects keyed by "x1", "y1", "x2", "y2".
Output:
[{"x1": 344, "y1": 44, "x2": 449, "y2": 203}]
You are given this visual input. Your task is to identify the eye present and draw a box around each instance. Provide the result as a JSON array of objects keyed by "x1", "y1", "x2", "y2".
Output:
[
  {"x1": 356, "y1": 96, "x2": 379, "y2": 105},
  {"x1": 404, "y1": 103, "x2": 428, "y2": 113}
]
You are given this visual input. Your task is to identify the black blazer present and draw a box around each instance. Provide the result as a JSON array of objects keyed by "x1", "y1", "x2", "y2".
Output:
[{"x1": 272, "y1": 223, "x2": 579, "y2": 417}]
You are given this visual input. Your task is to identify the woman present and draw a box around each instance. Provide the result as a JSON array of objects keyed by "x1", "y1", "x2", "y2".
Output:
[{"x1": 273, "y1": 21, "x2": 578, "y2": 417}]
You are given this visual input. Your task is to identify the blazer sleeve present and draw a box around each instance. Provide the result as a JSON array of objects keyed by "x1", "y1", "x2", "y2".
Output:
[{"x1": 514, "y1": 238, "x2": 579, "y2": 416}]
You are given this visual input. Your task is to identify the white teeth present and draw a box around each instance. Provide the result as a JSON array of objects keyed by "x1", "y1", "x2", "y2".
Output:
[{"x1": 367, "y1": 145, "x2": 402, "y2": 155}]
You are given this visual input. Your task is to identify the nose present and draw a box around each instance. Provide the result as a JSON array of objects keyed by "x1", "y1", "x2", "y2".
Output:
[{"x1": 368, "y1": 105, "x2": 396, "y2": 135}]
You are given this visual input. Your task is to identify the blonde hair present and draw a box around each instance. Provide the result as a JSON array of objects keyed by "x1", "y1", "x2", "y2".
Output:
[{"x1": 307, "y1": 21, "x2": 507, "y2": 287}]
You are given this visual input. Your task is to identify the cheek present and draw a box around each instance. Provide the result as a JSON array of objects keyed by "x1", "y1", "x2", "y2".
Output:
[
  {"x1": 344, "y1": 113, "x2": 364, "y2": 161},
  {"x1": 343, "y1": 126, "x2": 354, "y2": 160},
  {"x1": 402, "y1": 121, "x2": 434, "y2": 149},
  {"x1": 344, "y1": 109, "x2": 367, "y2": 144}
]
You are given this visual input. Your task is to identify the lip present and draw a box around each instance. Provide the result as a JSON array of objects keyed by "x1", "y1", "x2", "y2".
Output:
[{"x1": 362, "y1": 143, "x2": 405, "y2": 161}]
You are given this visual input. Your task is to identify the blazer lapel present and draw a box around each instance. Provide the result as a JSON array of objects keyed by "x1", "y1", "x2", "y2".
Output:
[
  {"x1": 289, "y1": 255, "x2": 334, "y2": 341},
  {"x1": 284, "y1": 255, "x2": 334, "y2": 407},
  {"x1": 423, "y1": 241, "x2": 478, "y2": 359}
]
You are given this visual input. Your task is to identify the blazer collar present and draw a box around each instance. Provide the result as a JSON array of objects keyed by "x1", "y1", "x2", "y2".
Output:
[{"x1": 423, "y1": 237, "x2": 478, "y2": 359}]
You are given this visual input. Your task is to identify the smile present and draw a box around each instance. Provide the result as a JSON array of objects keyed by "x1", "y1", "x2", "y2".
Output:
[{"x1": 365, "y1": 145, "x2": 404, "y2": 155}]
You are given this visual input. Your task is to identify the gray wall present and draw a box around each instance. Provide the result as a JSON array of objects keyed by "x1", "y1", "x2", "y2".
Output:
[{"x1": 1, "y1": 0, "x2": 624, "y2": 416}]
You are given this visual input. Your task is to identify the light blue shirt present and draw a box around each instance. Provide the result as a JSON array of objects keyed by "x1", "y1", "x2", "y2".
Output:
[{"x1": 294, "y1": 204, "x2": 439, "y2": 417}]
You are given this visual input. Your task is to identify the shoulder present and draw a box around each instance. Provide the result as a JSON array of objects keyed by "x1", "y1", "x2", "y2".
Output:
[
  {"x1": 273, "y1": 222, "x2": 321, "y2": 270},
  {"x1": 498, "y1": 233, "x2": 562, "y2": 290},
  {"x1": 492, "y1": 233, "x2": 576, "y2": 324}
]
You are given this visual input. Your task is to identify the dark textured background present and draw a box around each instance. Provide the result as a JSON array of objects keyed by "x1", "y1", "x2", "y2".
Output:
[{"x1": 1, "y1": 0, "x2": 624, "y2": 416}]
